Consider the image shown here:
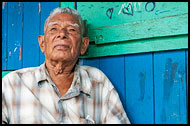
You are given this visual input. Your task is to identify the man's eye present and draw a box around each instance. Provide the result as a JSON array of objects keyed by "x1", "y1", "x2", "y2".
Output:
[
  {"x1": 50, "y1": 28, "x2": 57, "y2": 31},
  {"x1": 69, "y1": 28, "x2": 76, "y2": 31}
]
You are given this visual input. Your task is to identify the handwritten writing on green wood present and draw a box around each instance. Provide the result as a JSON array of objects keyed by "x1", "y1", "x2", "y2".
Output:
[
  {"x1": 60, "y1": 2, "x2": 188, "y2": 58},
  {"x1": 77, "y1": 2, "x2": 188, "y2": 42},
  {"x1": 93, "y1": 13, "x2": 188, "y2": 44}
]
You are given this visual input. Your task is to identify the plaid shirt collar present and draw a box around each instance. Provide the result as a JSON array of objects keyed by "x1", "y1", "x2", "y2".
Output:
[{"x1": 36, "y1": 62, "x2": 92, "y2": 98}]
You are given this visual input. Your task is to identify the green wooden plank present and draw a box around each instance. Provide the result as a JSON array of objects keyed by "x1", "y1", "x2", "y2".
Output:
[
  {"x1": 2, "y1": 71, "x2": 12, "y2": 78},
  {"x1": 77, "y1": 2, "x2": 188, "y2": 43},
  {"x1": 78, "y1": 2, "x2": 188, "y2": 30},
  {"x1": 60, "y1": 2, "x2": 75, "y2": 8},
  {"x1": 92, "y1": 13, "x2": 188, "y2": 44},
  {"x1": 80, "y1": 35, "x2": 188, "y2": 58}
]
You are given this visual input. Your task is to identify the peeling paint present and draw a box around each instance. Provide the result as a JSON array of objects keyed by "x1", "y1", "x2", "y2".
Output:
[
  {"x1": 181, "y1": 78, "x2": 183, "y2": 84},
  {"x1": 38, "y1": 2, "x2": 41, "y2": 14},
  {"x1": 2, "y1": 2, "x2": 5, "y2": 9},
  {"x1": 163, "y1": 58, "x2": 178, "y2": 102},
  {"x1": 9, "y1": 51, "x2": 11, "y2": 56},
  {"x1": 139, "y1": 72, "x2": 146, "y2": 101},
  {"x1": 19, "y1": 46, "x2": 21, "y2": 61},
  {"x1": 178, "y1": 66, "x2": 185, "y2": 84},
  {"x1": 14, "y1": 47, "x2": 17, "y2": 52}
]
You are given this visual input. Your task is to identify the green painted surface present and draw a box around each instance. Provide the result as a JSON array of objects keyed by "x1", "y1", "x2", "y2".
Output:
[
  {"x1": 60, "y1": 2, "x2": 75, "y2": 9},
  {"x1": 80, "y1": 35, "x2": 188, "y2": 58},
  {"x1": 93, "y1": 13, "x2": 188, "y2": 44},
  {"x1": 2, "y1": 71, "x2": 12, "y2": 78},
  {"x1": 61, "y1": 2, "x2": 188, "y2": 58},
  {"x1": 77, "y1": 2, "x2": 188, "y2": 42}
]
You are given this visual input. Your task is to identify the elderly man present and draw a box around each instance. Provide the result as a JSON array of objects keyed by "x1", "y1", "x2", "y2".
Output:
[{"x1": 2, "y1": 7, "x2": 130, "y2": 124}]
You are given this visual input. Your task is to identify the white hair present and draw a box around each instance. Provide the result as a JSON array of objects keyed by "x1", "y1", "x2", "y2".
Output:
[{"x1": 44, "y1": 7, "x2": 85, "y2": 36}]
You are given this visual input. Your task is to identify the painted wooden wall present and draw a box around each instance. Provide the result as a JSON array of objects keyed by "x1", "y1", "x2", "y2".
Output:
[
  {"x1": 2, "y1": 2, "x2": 60, "y2": 71},
  {"x1": 77, "y1": 2, "x2": 188, "y2": 58},
  {"x1": 76, "y1": 2, "x2": 188, "y2": 124},
  {"x1": 2, "y1": 2, "x2": 188, "y2": 124},
  {"x1": 81, "y1": 50, "x2": 188, "y2": 124}
]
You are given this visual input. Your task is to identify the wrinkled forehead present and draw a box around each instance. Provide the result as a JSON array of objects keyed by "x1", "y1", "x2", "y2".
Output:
[
  {"x1": 45, "y1": 13, "x2": 81, "y2": 30},
  {"x1": 49, "y1": 13, "x2": 80, "y2": 24},
  {"x1": 48, "y1": 21, "x2": 80, "y2": 27}
]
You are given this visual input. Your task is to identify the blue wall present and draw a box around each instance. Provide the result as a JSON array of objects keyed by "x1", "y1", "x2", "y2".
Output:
[
  {"x1": 81, "y1": 49, "x2": 188, "y2": 124},
  {"x1": 2, "y1": 2, "x2": 188, "y2": 124},
  {"x1": 2, "y1": 2, "x2": 60, "y2": 70}
]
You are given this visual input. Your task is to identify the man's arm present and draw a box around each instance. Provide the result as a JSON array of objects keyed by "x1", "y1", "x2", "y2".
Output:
[
  {"x1": 103, "y1": 88, "x2": 130, "y2": 124},
  {"x1": 2, "y1": 94, "x2": 9, "y2": 124},
  {"x1": 2, "y1": 76, "x2": 10, "y2": 124}
]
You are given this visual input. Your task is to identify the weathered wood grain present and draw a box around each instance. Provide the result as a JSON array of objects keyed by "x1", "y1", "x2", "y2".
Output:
[
  {"x1": 154, "y1": 50, "x2": 187, "y2": 124},
  {"x1": 2, "y1": 2, "x2": 8, "y2": 70},
  {"x1": 92, "y1": 13, "x2": 188, "y2": 44},
  {"x1": 60, "y1": 2, "x2": 75, "y2": 8},
  {"x1": 23, "y1": 2, "x2": 40, "y2": 68},
  {"x1": 39, "y1": 2, "x2": 60, "y2": 65},
  {"x1": 80, "y1": 35, "x2": 188, "y2": 58},
  {"x1": 7, "y1": 2, "x2": 23, "y2": 70},
  {"x1": 125, "y1": 53, "x2": 154, "y2": 124}
]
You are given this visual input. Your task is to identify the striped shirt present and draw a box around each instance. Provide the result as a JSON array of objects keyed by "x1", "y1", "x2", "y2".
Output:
[{"x1": 2, "y1": 63, "x2": 130, "y2": 124}]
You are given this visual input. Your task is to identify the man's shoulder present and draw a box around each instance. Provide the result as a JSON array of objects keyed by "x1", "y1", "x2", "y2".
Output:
[
  {"x1": 2, "y1": 66, "x2": 42, "y2": 84},
  {"x1": 78, "y1": 65, "x2": 114, "y2": 90},
  {"x1": 79, "y1": 65, "x2": 102, "y2": 73},
  {"x1": 4, "y1": 66, "x2": 40, "y2": 77},
  {"x1": 79, "y1": 65, "x2": 105, "y2": 79}
]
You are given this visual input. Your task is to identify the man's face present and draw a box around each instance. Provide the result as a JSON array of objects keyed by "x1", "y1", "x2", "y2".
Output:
[{"x1": 39, "y1": 13, "x2": 85, "y2": 63}]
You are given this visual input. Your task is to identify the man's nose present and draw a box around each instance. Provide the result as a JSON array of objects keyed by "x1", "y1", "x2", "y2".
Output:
[{"x1": 57, "y1": 29, "x2": 68, "y2": 39}]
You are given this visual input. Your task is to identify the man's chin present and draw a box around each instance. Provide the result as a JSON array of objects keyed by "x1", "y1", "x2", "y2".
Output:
[{"x1": 51, "y1": 57, "x2": 70, "y2": 62}]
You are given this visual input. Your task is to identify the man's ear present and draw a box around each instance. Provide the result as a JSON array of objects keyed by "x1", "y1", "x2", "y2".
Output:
[
  {"x1": 80, "y1": 37, "x2": 89, "y2": 55},
  {"x1": 38, "y1": 35, "x2": 45, "y2": 53}
]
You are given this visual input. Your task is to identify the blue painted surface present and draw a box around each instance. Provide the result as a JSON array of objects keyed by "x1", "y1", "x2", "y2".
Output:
[
  {"x1": 2, "y1": 2, "x2": 188, "y2": 124},
  {"x1": 99, "y1": 56, "x2": 126, "y2": 111},
  {"x1": 2, "y1": 2, "x2": 8, "y2": 70},
  {"x1": 23, "y1": 2, "x2": 40, "y2": 68},
  {"x1": 2, "y1": 2, "x2": 59, "y2": 70},
  {"x1": 80, "y1": 58, "x2": 100, "y2": 69},
  {"x1": 124, "y1": 53, "x2": 154, "y2": 124},
  {"x1": 82, "y1": 50, "x2": 188, "y2": 124},
  {"x1": 7, "y1": 2, "x2": 23, "y2": 70},
  {"x1": 154, "y1": 50, "x2": 187, "y2": 124},
  {"x1": 186, "y1": 50, "x2": 188, "y2": 124},
  {"x1": 39, "y1": 2, "x2": 60, "y2": 65},
  {"x1": 186, "y1": 50, "x2": 188, "y2": 98}
]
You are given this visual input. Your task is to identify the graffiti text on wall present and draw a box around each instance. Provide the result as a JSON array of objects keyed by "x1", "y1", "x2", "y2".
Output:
[{"x1": 106, "y1": 2, "x2": 162, "y2": 19}]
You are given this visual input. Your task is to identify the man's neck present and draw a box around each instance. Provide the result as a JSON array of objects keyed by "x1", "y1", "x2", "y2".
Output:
[
  {"x1": 45, "y1": 59, "x2": 76, "y2": 75},
  {"x1": 45, "y1": 59, "x2": 77, "y2": 96}
]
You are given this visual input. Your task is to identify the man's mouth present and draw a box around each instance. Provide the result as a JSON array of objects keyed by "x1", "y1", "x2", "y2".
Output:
[{"x1": 54, "y1": 44, "x2": 70, "y2": 49}]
